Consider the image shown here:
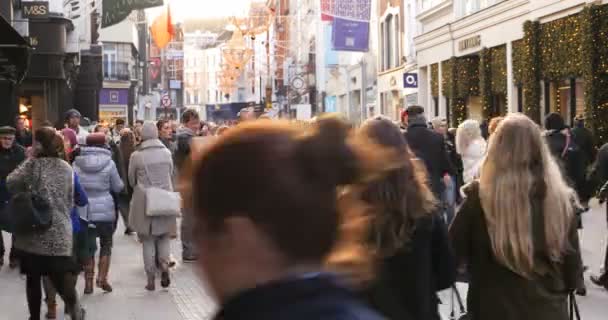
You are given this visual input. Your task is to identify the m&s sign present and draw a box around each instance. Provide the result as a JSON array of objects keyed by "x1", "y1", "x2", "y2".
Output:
[{"x1": 23, "y1": 2, "x2": 49, "y2": 19}]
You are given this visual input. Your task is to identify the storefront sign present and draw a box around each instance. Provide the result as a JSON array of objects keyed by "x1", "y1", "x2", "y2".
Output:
[
  {"x1": 22, "y1": 2, "x2": 49, "y2": 19},
  {"x1": 403, "y1": 73, "x2": 418, "y2": 88},
  {"x1": 102, "y1": 0, "x2": 164, "y2": 28},
  {"x1": 332, "y1": 17, "x2": 369, "y2": 52},
  {"x1": 149, "y1": 57, "x2": 161, "y2": 86},
  {"x1": 458, "y1": 35, "x2": 481, "y2": 51},
  {"x1": 169, "y1": 80, "x2": 181, "y2": 89}
]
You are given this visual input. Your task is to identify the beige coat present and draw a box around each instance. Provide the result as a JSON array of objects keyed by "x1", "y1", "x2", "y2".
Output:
[{"x1": 128, "y1": 139, "x2": 177, "y2": 236}]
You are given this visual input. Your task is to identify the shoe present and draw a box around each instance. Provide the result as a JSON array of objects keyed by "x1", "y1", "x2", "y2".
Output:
[
  {"x1": 8, "y1": 258, "x2": 18, "y2": 269},
  {"x1": 83, "y1": 258, "x2": 95, "y2": 295},
  {"x1": 124, "y1": 228, "x2": 134, "y2": 236},
  {"x1": 168, "y1": 259, "x2": 177, "y2": 268},
  {"x1": 182, "y1": 255, "x2": 198, "y2": 263},
  {"x1": 590, "y1": 274, "x2": 608, "y2": 290},
  {"x1": 145, "y1": 274, "x2": 155, "y2": 291},
  {"x1": 97, "y1": 256, "x2": 113, "y2": 293},
  {"x1": 575, "y1": 286, "x2": 587, "y2": 296},
  {"x1": 160, "y1": 271, "x2": 171, "y2": 288}
]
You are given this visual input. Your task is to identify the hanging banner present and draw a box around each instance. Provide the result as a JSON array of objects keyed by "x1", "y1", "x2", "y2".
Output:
[
  {"x1": 321, "y1": 0, "x2": 372, "y2": 22},
  {"x1": 102, "y1": 0, "x2": 164, "y2": 28},
  {"x1": 332, "y1": 17, "x2": 369, "y2": 52}
]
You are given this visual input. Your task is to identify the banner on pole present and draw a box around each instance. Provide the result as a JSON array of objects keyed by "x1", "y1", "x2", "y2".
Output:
[
  {"x1": 332, "y1": 17, "x2": 369, "y2": 52},
  {"x1": 321, "y1": 0, "x2": 372, "y2": 22}
]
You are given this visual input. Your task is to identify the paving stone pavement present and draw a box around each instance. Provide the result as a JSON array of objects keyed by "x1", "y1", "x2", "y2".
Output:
[{"x1": 1, "y1": 203, "x2": 607, "y2": 319}]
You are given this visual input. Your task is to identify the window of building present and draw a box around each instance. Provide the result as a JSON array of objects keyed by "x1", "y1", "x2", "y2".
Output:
[
  {"x1": 103, "y1": 43, "x2": 133, "y2": 81},
  {"x1": 380, "y1": 13, "x2": 401, "y2": 71},
  {"x1": 456, "y1": 0, "x2": 505, "y2": 18},
  {"x1": 421, "y1": 0, "x2": 442, "y2": 11}
]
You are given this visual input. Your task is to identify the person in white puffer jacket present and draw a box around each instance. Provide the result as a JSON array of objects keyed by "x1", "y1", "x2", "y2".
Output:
[{"x1": 456, "y1": 119, "x2": 487, "y2": 184}]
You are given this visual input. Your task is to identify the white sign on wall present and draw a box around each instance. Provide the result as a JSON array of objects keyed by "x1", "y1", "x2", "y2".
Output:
[{"x1": 295, "y1": 104, "x2": 312, "y2": 120}]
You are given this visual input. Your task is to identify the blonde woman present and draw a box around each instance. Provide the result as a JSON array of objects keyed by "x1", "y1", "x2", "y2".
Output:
[
  {"x1": 456, "y1": 119, "x2": 487, "y2": 183},
  {"x1": 449, "y1": 114, "x2": 583, "y2": 320}
]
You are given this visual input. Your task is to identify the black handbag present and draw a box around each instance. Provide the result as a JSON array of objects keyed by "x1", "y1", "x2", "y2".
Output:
[{"x1": 9, "y1": 163, "x2": 52, "y2": 234}]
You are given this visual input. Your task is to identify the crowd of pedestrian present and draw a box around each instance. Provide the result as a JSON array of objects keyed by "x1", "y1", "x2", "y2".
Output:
[{"x1": 1, "y1": 104, "x2": 607, "y2": 320}]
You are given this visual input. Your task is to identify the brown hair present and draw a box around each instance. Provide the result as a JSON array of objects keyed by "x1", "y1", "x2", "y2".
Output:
[
  {"x1": 34, "y1": 127, "x2": 65, "y2": 159},
  {"x1": 185, "y1": 116, "x2": 398, "y2": 274},
  {"x1": 359, "y1": 117, "x2": 436, "y2": 257},
  {"x1": 488, "y1": 116, "x2": 505, "y2": 136}
]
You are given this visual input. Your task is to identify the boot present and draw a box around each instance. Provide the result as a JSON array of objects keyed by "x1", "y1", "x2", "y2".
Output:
[
  {"x1": 145, "y1": 274, "x2": 155, "y2": 291},
  {"x1": 44, "y1": 298, "x2": 57, "y2": 319},
  {"x1": 590, "y1": 274, "x2": 608, "y2": 290},
  {"x1": 160, "y1": 261, "x2": 171, "y2": 289},
  {"x1": 97, "y1": 256, "x2": 113, "y2": 292},
  {"x1": 83, "y1": 257, "x2": 95, "y2": 295}
]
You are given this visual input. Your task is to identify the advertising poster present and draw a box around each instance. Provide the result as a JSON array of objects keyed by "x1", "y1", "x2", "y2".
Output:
[{"x1": 332, "y1": 17, "x2": 370, "y2": 52}]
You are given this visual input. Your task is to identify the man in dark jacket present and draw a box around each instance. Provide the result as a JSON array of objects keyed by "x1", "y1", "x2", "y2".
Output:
[
  {"x1": 14, "y1": 117, "x2": 32, "y2": 148},
  {"x1": 0, "y1": 126, "x2": 26, "y2": 269},
  {"x1": 571, "y1": 116, "x2": 596, "y2": 207},
  {"x1": 591, "y1": 142, "x2": 608, "y2": 290},
  {"x1": 175, "y1": 109, "x2": 201, "y2": 262},
  {"x1": 404, "y1": 106, "x2": 452, "y2": 200}
]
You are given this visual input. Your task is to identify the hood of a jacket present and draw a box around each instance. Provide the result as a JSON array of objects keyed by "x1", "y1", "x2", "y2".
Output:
[
  {"x1": 139, "y1": 139, "x2": 167, "y2": 151},
  {"x1": 74, "y1": 146, "x2": 113, "y2": 173},
  {"x1": 176, "y1": 127, "x2": 195, "y2": 138}
]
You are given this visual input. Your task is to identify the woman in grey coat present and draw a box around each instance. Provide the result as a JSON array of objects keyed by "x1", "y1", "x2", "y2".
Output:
[
  {"x1": 128, "y1": 122, "x2": 178, "y2": 291},
  {"x1": 7, "y1": 127, "x2": 85, "y2": 320}
]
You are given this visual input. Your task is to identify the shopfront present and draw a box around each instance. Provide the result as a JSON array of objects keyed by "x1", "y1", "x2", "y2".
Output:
[
  {"x1": 416, "y1": 0, "x2": 608, "y2": 144},
  {"x1": 99, "y1": 88, "x2": 129, "y2": 124}
]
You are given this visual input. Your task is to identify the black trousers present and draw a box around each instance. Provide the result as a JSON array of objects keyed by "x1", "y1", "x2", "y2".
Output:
[{"x1": 26, "y1": 273, "x2": 78, "y2": 320}]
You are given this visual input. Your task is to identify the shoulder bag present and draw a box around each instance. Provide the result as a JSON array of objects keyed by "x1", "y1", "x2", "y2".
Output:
[
  {"x1": 9, "y1": 161, "x2": 53, "y2": 234},
  {"x1": 141, "y1": 157, "x2": 181, "y2": 217}
]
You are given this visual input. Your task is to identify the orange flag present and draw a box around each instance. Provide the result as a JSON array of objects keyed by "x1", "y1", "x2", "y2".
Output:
[{"x1": 151, "y1": 5, "x2": 174, "y2": 49}]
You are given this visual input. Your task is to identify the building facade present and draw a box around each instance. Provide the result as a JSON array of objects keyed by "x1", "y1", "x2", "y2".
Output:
[{"x1": 415, "y1": 0, "x2": 608, "y2": 143}]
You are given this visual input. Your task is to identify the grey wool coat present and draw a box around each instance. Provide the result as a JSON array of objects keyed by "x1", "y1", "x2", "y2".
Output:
[
  {"x1": 128, "y1": 139, "x2": 178, "y2": 236},
  {"x1": 7, "y1": 158, "x2": 74, "y2": 256}
]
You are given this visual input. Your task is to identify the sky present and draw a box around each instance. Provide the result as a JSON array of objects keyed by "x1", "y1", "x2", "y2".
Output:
[{"x1": 146, "y1": 0, "x2": 253, "y2": 22}]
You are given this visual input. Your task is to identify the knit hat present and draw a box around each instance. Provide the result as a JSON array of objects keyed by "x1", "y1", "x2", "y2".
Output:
[
  {"x1": 141, "y1": 121, "x2": 158, "y2": 141},
  {"x1": 61, "y1": 128, "x2": 78, "y2": 147},
  {"x1": 64, "y1": 109, "x2": 81, "y2": 120},
  {"x1": 86, "y1": 133, "x2": 107, "y2": 147},
  {"x1": 0, "y1": 126, "x2": 16, "y2": 136}
]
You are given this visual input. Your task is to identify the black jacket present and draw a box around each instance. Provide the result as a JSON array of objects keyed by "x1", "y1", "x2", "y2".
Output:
[
  {"x1": 405, "y1": 124, "x2": 452, "y2": 198},
  {"x1": 545, "y1": 131, "x2": 586, "y2": 198},
  {"x1": 0, "y1": 144, "x2": 26, "y2": 205},
  {"x1": 15, "y1": 130, "x2": 32, "y2": 148},
  {"x1": 174, "y1": 127, "x2": 195, "y2": 171},
  {"x1": 215, "y1": 274, "x2": 385, "y2": 320},
  {"x1": 364, "y1": 214, "x2": 456, "y2": 320},
  {"x1": 593, "y1": 143, "x2": 608, "y2": 187}
]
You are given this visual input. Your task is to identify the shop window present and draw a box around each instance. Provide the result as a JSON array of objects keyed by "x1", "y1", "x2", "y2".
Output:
[
  {"x1": 456, "y1": 0, "x2": 505, "y2": 18},
  {"x1": 550, "y1": 79, "x2": 585, "y2": 126}
]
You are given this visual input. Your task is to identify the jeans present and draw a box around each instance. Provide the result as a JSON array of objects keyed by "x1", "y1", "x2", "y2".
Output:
[
  {"x1": 26, "y1": 273, "x2": 79, "y2": 320},
  {"x1": 180, "y1": 208, "x2": 198, "y2": 259},
  {"x1": 88, "y1": 222, "x2": 115, "y2": 257},
  {"x1": 141, "y1": 234, "x2": 171, "y2": 276}
]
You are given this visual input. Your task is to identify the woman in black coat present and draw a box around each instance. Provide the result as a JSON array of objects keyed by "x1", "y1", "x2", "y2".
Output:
[{"x1": 358, "y1": 117, "x2": 456, "y2": 320}]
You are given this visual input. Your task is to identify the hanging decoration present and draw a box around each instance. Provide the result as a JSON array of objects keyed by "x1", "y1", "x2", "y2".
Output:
[
  {"x1": 151, "y1": 5, "x2": 175, "y2": 49},
  {"x1": 521, "y1": 20, "x2": 541, "y2": 123},
  {"x1": 430, "y1": 64, "x2": 439, "y2": 98},
  {"x1": 221, "y1": 29, "x2": 254, "y2": 70}
]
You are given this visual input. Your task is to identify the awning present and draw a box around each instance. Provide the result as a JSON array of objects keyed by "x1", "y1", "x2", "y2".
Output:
[{"x1": 0, "y1": 15, "x2": 31, "y2": 83}]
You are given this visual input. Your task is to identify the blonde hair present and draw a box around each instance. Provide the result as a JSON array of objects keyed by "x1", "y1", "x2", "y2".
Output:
[
  {"x1": 456, "y1": 119, "x2": 482, "y2": 155},
  {"x1": 479, "y1": 113, "x2": 576, "y2": 278}
]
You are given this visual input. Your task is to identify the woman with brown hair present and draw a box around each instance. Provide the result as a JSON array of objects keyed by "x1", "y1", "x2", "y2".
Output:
[
  {"x1": 7, "y1": 127, "x2": 85, "y2": 320},
  {"x1": 357, "y1": 117, "x2": 455, "y2": 320},
  {"x1": 184, "y1": 117, "x2": 390, "y2": 320},
  {"x1": 117, "y1": 129, "x2": 136, "y2": 235},
  {"x1": 450, "y1": 113, "x2": 583, "y2": 320}
]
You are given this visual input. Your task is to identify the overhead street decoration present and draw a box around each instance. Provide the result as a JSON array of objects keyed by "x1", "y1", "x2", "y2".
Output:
[{"x1": 102, "y1": 0, "x2": 164, "y2": 28}]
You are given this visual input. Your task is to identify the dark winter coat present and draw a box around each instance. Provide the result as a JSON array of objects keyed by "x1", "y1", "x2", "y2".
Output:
[
  {"x1": 450, "y1": 182, "x2": 583, "y2": 320},
  {"x1": 405, "y1": 124, "x2": 452, "y2": 198},
  {"x1": 174, "y1": 127, "x2": 195, "y2": 171},
  {"x1": 544, "y1": 130, "x2": 586, "y2": 198},
  {"x1": 15, "y1": 129, "x2": 32, "y2": 148},
  {"x1": 0, "y1": 143, "x2": 26, "y2": 207},
  {"x1": 364, "y1": 214, "x2": 456, "y2": 320},
  {"x1": 593, "y1": 143, "x2": 608, "y2": 188},
  {"x1": 214, "y1": 273, "x2": 385, "y2": 320}
]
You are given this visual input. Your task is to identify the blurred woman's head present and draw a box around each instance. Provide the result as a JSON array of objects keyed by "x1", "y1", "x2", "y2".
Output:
[
  {"x1": 358, "y1": 117, "x2": 436, "y2": 256},
  {"x1": 479, "y1": 113, "x2": 576, "y2": 278},
  {"x1": 456, "y1": 119, "x2": 483, "y2": 154},
  {"x1": 186, "y1": 117, "x2": 393, "y2": 301},
  {"x1": 34, "y1": 127, "x2": 65, "y2": 159}
]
